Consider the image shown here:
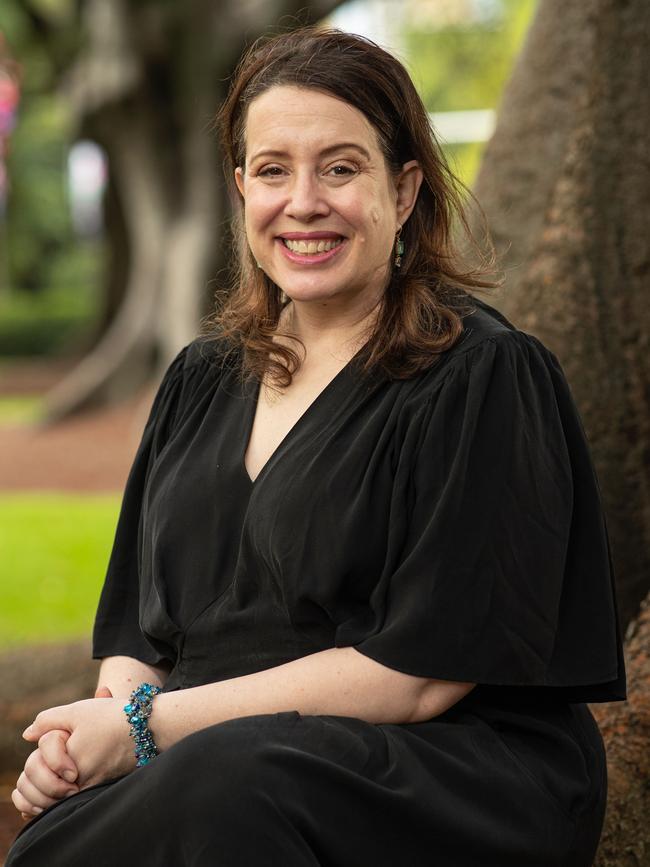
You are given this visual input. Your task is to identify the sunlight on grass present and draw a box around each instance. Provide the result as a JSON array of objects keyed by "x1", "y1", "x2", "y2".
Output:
[
  {"x1": 0, "y1": 492, "x2": 122, "y2": 647},
  {"x1": 0, "y1": 396, "x2": 44, "y2": 426}
]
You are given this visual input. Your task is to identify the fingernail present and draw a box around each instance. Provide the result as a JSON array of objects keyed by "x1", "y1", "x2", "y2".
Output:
[
  {"x1": 64, "y1": 789, "x2": 77, "y2": 798},
  {"x1": 22, "y1": 726, "x2": 32, "y2": 737},
  {"x1": 33, "y1": 807, "x2": 43, "y2": 814},
  {"x1": 62, "y1": 770, "x2": 76, "y2": 783}
]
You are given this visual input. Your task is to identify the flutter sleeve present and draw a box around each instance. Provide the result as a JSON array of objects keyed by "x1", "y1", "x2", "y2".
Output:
[
  {"x1": 92, "y1": 344, "x2": 192, "y2": 665},
  {"x1": 345, "y1": 331, "x2": 626, "y2": 701}
]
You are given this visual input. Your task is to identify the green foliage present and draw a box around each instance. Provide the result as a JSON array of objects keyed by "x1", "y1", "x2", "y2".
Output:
[
  {"x1": 0, "y1": 493, "x2": 121, "y2": 647},
  {"x1": 5, "y1": 96, "x2": 74, "y2": 288},
  {"x1": 0, "y1": 241, "x2": 103, "y2": 355},
  {"x1": 403, "y1": 0, "x2": 538, "y2": 187},
  {"x1": 405, "y1": 0, "x2": 538, "y2": 111},
  {"x1": 1, "y1": 0, "x2": 98, "y2": 355}
]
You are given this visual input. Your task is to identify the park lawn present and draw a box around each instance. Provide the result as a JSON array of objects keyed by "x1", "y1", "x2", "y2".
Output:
[
  {"x1": 0, "y1": 396, "x2": 44, "y2": 426},
  {"x1": 0, "y1": 492, "x2": 121, "y2": 648}
]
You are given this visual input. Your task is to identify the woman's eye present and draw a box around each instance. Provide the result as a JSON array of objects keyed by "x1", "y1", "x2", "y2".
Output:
[
  {"x1": 327, "y1": 164, "x2": 356, "y2": 177},
  {"x1": 258, "y1": 166, "x2": 284, "y2": 177}
]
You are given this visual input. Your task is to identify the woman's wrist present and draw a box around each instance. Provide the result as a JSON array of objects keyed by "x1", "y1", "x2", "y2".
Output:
[
  {"x1": 146, "y1": 690, "x2": 176, "y2": 753},
  {"x1": 123, "y1": 683, "x2": 163, "y2": 767}
]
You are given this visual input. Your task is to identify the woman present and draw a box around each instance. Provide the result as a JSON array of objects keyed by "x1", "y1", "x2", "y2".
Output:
[{"x1": 8, "y1": 26, "x2": 625, "y2": 867}]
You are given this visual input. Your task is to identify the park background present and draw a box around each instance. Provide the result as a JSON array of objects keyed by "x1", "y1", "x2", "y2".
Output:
[{"x1": 0, "y1": 0, "x2": 647, "y2": 862}]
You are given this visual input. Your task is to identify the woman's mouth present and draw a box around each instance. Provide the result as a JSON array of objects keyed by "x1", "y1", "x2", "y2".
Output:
[
  {"x1": 282, "y1": 238, "x2": 343, "y2": 254},
  {"x1": 277, "y1": 235, "x2": 346, "y2": 264}
]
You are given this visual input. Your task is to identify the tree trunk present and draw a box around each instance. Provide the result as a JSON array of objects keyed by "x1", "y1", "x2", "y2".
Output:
[
  {"x1": 42, "y1": 0, "x2": 346, "y2": 423},
  {"x1": 592, "y1": 591, "x2": 650, "y2": 866},
  {"x1": 470, "y1": 0, "x2": 650, "y2": 629}
]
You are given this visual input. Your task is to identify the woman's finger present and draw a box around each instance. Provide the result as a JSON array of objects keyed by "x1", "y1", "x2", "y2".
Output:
[
  {"x1": 23, "y1": 704, "x2": 74, "y2": 741},
  {"x1": 14, "y1": 770, "x2": 59, "y2": 812},
  {"x1": 38, "y1": 730, "x2": 78, "y2": 783},
  {"x1": 24, "y1": 748, "x2": 79, "y2": 800},
  {"x1": 11, "y1": 786, "x2": 42, "y2": 818}
]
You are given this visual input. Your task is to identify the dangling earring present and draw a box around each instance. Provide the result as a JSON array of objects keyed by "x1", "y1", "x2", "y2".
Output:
[{"x1": 394, "y1": 226, "x2": 405, "y2": 268}]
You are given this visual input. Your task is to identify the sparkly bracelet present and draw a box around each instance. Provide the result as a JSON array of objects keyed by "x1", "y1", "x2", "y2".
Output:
[{"x1": 123, "y1": 682, "x2": 162, "y2": 767}]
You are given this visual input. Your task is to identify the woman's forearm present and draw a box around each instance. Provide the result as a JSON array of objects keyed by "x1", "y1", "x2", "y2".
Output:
[
  {"x1": 97, "y1": 655, "x2": 171, "y2": 699},
  {"x1": 149, "y1": 646, "x2": 475, "y2": 752}
]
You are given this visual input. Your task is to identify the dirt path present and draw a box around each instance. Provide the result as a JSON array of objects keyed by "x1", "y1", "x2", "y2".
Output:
[{"x1": 0, "y1": 358, "x2": 155, "y2": 492}]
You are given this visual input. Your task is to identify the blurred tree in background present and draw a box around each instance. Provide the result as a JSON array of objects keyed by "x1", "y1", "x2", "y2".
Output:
[
  {"x1": 0, "y1": 0, "x2": 346, "y2": 420},
  {"x1": 0, "y1": 0, "x2": 537, "y2": 414}
]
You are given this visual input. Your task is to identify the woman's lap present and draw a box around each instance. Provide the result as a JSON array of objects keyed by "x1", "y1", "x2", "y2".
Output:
[{"x1": 6, "y1": 706, "x2": 604, "y2": 867}]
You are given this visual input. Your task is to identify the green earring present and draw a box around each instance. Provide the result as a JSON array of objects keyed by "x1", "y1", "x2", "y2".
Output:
[{"x1": 394, "y1": 227, "x2": 405, "y2": 268}]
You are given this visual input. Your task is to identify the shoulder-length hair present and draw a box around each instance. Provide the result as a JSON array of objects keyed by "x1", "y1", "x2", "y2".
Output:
[{"x1": 203, "y1": 25, "x2": 502, "y2": 387}]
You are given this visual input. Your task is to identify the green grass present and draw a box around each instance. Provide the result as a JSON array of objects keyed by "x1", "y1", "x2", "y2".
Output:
[
  {"x1": 0, "y1": 493, "x2": 122, "y2": 648},
  {"x1": 0, "y1": 396, "x2": 44, "y2": 425}
]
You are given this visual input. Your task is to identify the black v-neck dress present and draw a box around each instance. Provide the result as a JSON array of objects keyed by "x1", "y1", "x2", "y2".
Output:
[{"x1": 7, "y1": 297, "x2": 625, "y2": 867}]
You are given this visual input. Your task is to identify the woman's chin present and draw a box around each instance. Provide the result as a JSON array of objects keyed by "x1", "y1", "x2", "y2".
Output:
[
  {"x1": 281, "y1": 287, "x2": 348, "y2": 307},
  {"x1": 274, "y1": 278, "x2": 346, "y2": 305}
]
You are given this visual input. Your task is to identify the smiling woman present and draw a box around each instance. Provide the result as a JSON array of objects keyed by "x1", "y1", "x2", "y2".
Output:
[
  {"x1": 6, "y1": 25, "x2": 624, "y2": 867},
  {"x1": 233, "y1": 87, "x2": 422, "y2": 310}
]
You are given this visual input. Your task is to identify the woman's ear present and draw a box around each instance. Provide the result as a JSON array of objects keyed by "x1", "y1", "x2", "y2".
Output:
[
  {"x1": 395, "y1": 160, "x2": 423, "y2": 227},
  {"x1": 234, "y1": 166, "x2": 245, "y2": 199}
]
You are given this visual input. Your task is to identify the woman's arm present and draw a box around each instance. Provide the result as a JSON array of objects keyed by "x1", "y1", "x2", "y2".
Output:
[
  {"x1": 22, "y1": 647, "x2": 475, "y2": 793},
  {"x1": 96, "y1": 654, "x2": 172, "y2": 698},
  {"x1": 148, "y1": 646, "x2": 475, "y2": 751}
]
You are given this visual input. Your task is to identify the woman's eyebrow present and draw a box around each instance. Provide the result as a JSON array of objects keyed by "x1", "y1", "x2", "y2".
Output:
[{"x1": 249, "y1": 143, "x2": 371, "y2": 162}]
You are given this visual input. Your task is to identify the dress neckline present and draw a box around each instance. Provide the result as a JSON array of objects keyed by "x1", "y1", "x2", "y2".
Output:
[{"x1": 240, "y1": 343, "x2": 367, "y2": 487}]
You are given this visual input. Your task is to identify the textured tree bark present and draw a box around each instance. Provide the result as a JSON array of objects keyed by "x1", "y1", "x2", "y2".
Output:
[
  {"x1": 591, "y1": 591, "x2": 650, "y2": 866},
  {"x1": 40, "y1": 0, "x2": 346, "y2": 423},
  {"x1": 470, "y1": 0, "x2": 650, "y2": 629}
]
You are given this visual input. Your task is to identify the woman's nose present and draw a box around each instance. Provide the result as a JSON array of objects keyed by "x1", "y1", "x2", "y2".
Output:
[{"x1": 284, "y1": 171, "x2": 329, "y2": 220}]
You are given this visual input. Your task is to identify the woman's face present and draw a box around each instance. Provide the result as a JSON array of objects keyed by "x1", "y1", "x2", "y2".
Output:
[{"x1": 235, "y1": 85, "x2": 422, "y2": 309}]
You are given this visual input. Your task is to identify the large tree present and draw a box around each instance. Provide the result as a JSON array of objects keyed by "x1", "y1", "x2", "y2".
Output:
[
  {"x1": 470, "y1": 0, "x2": 650, "y2": 631},
  {"x1": 18, "y1": 0, "x2": 344, "y2": 420},
  {"x1": 469, "y1": 1, "x2": 649, "y2": 859}
]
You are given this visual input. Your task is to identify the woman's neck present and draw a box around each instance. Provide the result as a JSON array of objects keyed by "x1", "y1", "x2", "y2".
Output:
[{"x1": 279, "y1": 292, "x2": 383, "y2": 364}]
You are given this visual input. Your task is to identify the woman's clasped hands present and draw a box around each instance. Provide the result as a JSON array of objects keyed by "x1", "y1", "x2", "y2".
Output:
[{"x1": 11, "y1": 686, "x2": 137, "y2": 820}]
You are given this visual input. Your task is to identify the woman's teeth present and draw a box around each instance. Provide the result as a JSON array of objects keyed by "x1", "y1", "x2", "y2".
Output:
[{"x1": 282, "y1": 238, "x2": 343, "y2": 254}]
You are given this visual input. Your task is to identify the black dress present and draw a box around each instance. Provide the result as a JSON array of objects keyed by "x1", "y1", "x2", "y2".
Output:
[{"x1": 7, "y1": 297, "x2": 626, "y2": 867}]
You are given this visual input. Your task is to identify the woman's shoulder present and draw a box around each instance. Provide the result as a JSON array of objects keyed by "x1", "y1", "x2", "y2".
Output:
[
  {"x1": 446, "y1": 295, "x2": 535, "y2": 358},
  {"x1": 399, "y1": 295, "x2": 563, "y2": 410},
  {"x1": 151, "y1": 334, "x2": 243, "y2": 419},
  {"x1": 181, "y1": 333, "x2": 239, "y2": 370},
  {"x1": 432, "y1": 295, "x2": 556, "y2": 374},
  {"x1": 168, "y1": 333, "x2": 244, "y2": 390}
]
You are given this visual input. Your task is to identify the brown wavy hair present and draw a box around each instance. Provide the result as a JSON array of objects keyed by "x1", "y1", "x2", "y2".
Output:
[{"x1": 203, "y1": 25, "x2": 502, "y2": 387}]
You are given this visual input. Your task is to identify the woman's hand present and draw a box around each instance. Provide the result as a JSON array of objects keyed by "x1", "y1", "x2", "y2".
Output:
[
  {"x1": 13, "y1": 686, "x2": 110, "y2": 819},
  {"x1": 13, "y1": 685, "x2": 134, "y2": 819},
  {"x1": 22, "y1": 691, "x2": 136, "y2": 791},
  {"x1": 12, "y1": 729, "x2": 80, "y2": 820}
]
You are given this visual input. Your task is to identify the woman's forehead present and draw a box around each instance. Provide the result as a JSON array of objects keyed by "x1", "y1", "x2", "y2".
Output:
[{"x1": 243, "y1": 86, "x2": 381, "y2": 159}]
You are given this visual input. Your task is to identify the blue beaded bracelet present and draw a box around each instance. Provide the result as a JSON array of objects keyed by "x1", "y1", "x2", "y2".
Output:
[{"x1": 123, "y1": 682, "x2": 162, "y2": 767}]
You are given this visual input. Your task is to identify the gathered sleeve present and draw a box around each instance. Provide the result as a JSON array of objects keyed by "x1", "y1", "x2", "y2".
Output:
[
  {"x1": 345, "y1": 331, "x2": 625, "y2": 700},
  {"x1": 92, "y1": 344, "x2": 193, "y2": 665}
]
